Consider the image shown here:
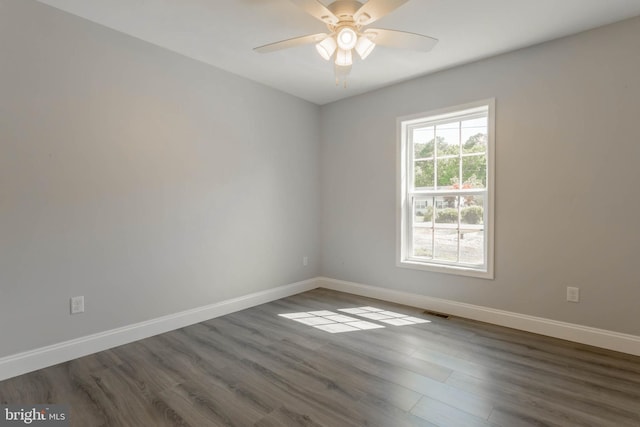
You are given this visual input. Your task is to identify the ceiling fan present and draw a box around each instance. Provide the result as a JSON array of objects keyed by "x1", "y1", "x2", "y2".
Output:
[{"x1": 254, "y1": 0, "x2": 438, "y2": 86}]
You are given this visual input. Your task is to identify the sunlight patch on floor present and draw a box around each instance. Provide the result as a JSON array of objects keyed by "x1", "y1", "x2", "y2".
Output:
[
  {"x1": 279, "y1": 310, "x2": 384, "y2": 333},
  {"x1": 339, "y1": 307, "x2": 432, "y2": 326},
  {"x1": 279, "y1": 307, "x2": 430, "y2": 333}
]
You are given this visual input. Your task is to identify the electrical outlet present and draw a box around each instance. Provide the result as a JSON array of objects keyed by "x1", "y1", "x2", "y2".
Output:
[
  {"x1": 303, "y1": 256, "x2": 308, "y2": 266},
  {"x1": 71, "y1": 296, "x2": 85, "y2": 314},
  {"x1": 566, "y1": 287, "x2": 580, "y2": 303}
]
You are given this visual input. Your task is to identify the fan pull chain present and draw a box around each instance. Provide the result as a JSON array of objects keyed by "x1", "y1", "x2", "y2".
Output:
[{"x1": 334, "y1": 63, "x2": 351, "y2": 89}]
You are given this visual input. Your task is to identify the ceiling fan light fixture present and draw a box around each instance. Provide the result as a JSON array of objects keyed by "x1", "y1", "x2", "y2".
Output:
[
  {"x1": 335, "y1": 48, "x2": 353, "y2": 67},
  {"x1": 336, "y1": 27, "x2": 357, "y2": 50},
  {"x1": 315, "y1": 36, "x2": 337, "y2": 61},
  {"x1": 355, "y1": 35, "x2": 375, "y2": 59},
  {"x1": 253, "y1": 0, "x2": 439, "y2": 85}
]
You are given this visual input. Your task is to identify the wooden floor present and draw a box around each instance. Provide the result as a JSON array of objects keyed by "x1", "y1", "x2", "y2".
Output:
[{"x1": 1, "y1": 288, "x2": 640, "y2": 426}]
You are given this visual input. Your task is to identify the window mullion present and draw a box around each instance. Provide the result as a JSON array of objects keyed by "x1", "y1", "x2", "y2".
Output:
[
  {"x1": 407, "y1": 196, "x2": 414, "y2": 258},
  {"x1": 414, "y1": 191, "x2": 485, "y2": 198},
  {"x1": 458, "y1": 120, "x2": 463, "y2": 263},
  {"x1": 432, "y1": 126, "x2": 438, "y2": 190}
]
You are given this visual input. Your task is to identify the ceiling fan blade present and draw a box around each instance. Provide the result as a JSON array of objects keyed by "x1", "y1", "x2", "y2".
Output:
[
  {"x1": 254, "y1": 33, "x2": 328, "y2": 53},
  {"x1": 353, "y1": 0, "x2": 409, "y2": 26},
  {"x1": 364, "y1": 28, "x2": 438, "y2": 52},
  {"x1": 289, "y1": 0, "x2": 339, "y2": 25}
]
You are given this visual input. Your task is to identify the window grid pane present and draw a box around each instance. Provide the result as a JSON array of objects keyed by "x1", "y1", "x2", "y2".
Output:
[
  {"x1": 414, "y1": 160, "x2": 435, "y2": 190},
  {"x1": 436, "y1": 157, "x2": 459, "y2": 189},
  {"x1": 434, "y1": 229, "x2": 458, "y2": 262},
  {"x1": 412, "y1": 126, "x2": 435, "y2": 160}
]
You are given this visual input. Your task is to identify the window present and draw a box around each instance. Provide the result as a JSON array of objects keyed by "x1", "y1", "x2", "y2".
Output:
[{"x1": 397, "y1": 100, "x2": 495, "y2": 278}]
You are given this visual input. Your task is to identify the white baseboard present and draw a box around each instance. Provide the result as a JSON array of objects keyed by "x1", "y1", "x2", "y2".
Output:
[
  {"x1": 3, "y1": 276, "x2": 639, "y2": 382},
  {"x1": 0, "y1": 278, "x2": 318, "y2": 382},
  {"x1": 318, "y1": 277, "x2": 640, "y2": 357}
]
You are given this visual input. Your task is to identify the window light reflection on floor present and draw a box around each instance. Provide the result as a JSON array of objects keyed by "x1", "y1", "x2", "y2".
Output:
[
  {"x1": 339, "y1": 306, "x2": 431, "y2": 326},
  {"x1": 278, "y1": 307, "x2": 430, "y2": 334}
]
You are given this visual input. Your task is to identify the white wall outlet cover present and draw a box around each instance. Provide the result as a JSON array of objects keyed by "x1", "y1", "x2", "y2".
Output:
[
  {"x1": 71, "y1": 296, "x2": 85, "y2": 314},
  {"x1": 567, "y1": 287, "x2": 580, "y2": 303}
]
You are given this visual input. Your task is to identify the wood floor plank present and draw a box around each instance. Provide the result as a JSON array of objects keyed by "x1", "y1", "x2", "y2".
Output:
[
  {"x1": 411, "y1": 396, "x2": 494, "y2": 427},
  {"x1": 79, "y1": 366, "x2": 190, "y2": 427},
  {"x1": 1, "y1": 288, "x2": 639, "y2": 427},
  {"x1": 447, "y1": 370, "x2": 630, "y2": 427},
  {"x1": 459, "y1": 322, "x2": 640, "y2": 378},
  {"x1": 196, "y1": 322, "x2": 368, "y2": 406},
  {"x1": 254, "y1": 406, "x2": 327, "y2": 427},
  {"x1": 451, "y1": 345, "x2": 640, "y2": 422},
  {"x1": 274, "y1": 337, "x2": 424, "y2": 412},
  {"x1": 313, "y1": 342, "x2": 495, "y2": 420},
  {"x1": 158, "y1": 379, "x2": 266, "y2": 427}
]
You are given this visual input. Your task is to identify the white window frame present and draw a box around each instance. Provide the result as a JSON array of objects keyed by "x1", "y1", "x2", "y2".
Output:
[{"x1": 396, "y1": 99, "x2": 495, "y2": 279}]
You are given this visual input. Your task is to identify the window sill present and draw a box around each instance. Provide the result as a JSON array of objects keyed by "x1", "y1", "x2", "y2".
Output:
[{"x1": 397, "y1": 259, "x2": 494, "y2": 280}]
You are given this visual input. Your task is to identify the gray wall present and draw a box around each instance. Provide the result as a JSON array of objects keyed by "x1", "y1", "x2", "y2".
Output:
[
  {"x1": 320, "y1": 16, "x2": 640, "y2": 335},
  {"x1": 2, "y1": 0, "x2": 639, "y2": 361},
  {"x1": 0, "y1": 0, "x2": 320, "y2": 357}
]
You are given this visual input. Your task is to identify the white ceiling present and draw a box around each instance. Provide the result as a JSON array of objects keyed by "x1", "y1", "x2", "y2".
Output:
[{"x1": 36, "y1": 0, "x2": 640, "y2": 105}]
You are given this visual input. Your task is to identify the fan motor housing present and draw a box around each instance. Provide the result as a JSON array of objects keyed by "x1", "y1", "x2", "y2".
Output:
[{"x1": 327, "y1": 0, "x2": 362, "y2": 22}]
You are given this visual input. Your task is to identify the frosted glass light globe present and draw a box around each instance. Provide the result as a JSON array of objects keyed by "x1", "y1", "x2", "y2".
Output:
[{"x1": 337, "y1": 27, "x2": 357, "y2": 50}]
